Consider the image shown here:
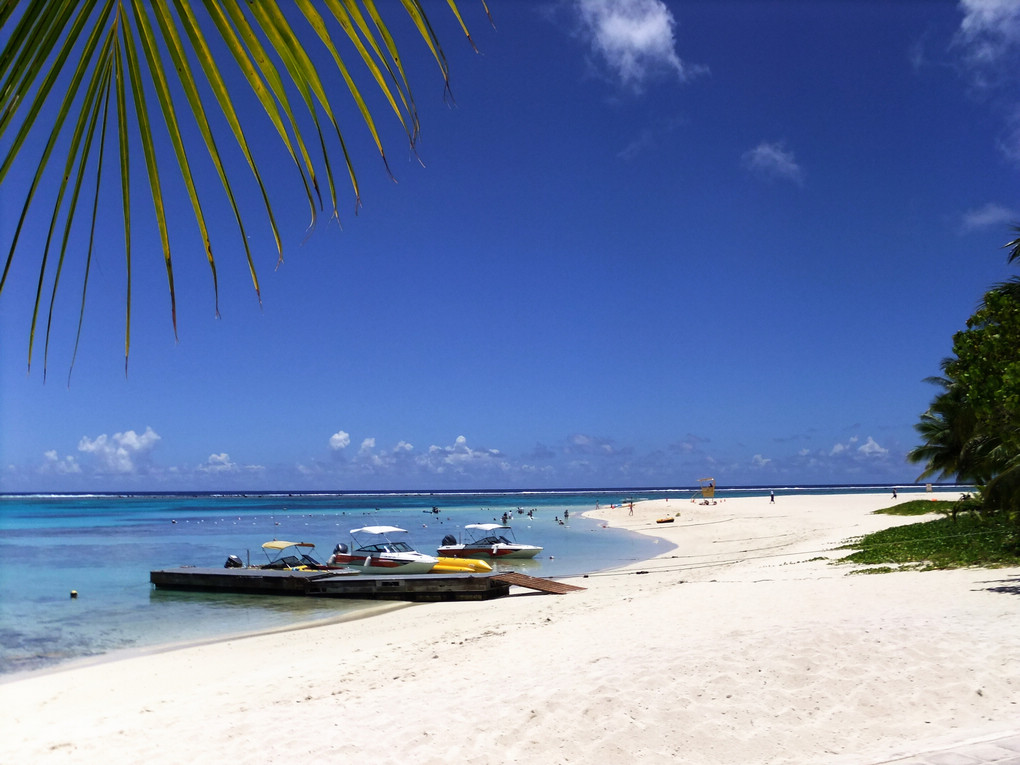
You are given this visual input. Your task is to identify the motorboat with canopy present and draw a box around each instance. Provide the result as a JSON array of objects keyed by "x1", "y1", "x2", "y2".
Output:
[
  {"x1": 223, "y1": 540, "x2": 330, "y2": 571},
  {"x1": 437, "y1": 523, "x2": 543, "y2": 559}
]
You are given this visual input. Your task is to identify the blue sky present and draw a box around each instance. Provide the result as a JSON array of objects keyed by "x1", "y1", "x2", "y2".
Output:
[{"x1": 2, "y1": 0, "x2": 1019, "y2": 492}]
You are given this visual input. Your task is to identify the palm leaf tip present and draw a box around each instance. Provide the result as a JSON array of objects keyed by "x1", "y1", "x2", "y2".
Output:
[{"x1": 1005, "y1": 225, "x2": 1020, "y2": 264}]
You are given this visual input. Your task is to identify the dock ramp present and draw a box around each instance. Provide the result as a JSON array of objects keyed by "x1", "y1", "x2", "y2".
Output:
[{"x1": 492, "y1": 572, "x2": 586, "y2": 594}]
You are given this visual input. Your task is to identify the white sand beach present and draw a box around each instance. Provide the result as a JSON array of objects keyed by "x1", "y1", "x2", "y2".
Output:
[{"x1": 3, "y1": 492, "x2": 1019, "y2": 764}]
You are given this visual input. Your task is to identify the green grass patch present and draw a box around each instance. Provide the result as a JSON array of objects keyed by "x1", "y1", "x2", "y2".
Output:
[
  {"x1": 874, "y1": 499, "x2": 955, "y2": 516},
  {"x1": 839, "y1": 512, "x2": 1020, "y2": 569},
  {"x1": 847, "y1": 566, "x2": 902, "y2": 575}
]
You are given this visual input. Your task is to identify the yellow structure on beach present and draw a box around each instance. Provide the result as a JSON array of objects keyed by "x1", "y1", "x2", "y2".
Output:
[{"x1": 698, "y1": 477, "x2": 716, "y2": 499}]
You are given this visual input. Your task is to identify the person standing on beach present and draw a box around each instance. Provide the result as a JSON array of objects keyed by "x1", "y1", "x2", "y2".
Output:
[{"x1": 770, "y1": 491, "x2": 775, "y2": 503}]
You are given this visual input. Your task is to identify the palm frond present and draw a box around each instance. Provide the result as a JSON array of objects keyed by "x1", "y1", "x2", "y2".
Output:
[
  {"x1": 0, "y1": 0, "x2": 477, "y2": 373},
  {"x1": 1005, "y1": 224, "x2": 1020, "y2": 264}
]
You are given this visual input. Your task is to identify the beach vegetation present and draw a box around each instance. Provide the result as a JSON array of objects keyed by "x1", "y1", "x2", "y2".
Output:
[
  {"x1": 908, "y1": 231, "x2": 1020, "y2": 522},
  {"x1": 874, "y1": 499, "x2": 955, "y2": 516},
  {"x1": 0, "y1": 1, "x2": 487, "y2": 376},
  {"x1": 846, "y1": 566, "x2": 903, "y2": 575},
  {"x1": 839, "y1": 511, "x2": 1020, "y2": 570},
  {"x1": 874, "y1": 496, "x2": 984, "y2": 518}
]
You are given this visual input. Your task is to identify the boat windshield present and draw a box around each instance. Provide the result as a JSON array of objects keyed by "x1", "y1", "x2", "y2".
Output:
[
  {"x1": 356, "y1": 541, "x2": 415, "y2": 554},
  {"x1": 473, "y1": 535, "x2": 511, "y2": 546},
  {"x1": 262, "y1": 541, "x2": 321, "y2": 568}
]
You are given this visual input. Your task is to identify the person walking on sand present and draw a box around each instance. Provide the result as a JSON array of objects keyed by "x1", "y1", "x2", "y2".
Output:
[{"x1": 770, "y1": 491, "x2": 775, "y2": 503}]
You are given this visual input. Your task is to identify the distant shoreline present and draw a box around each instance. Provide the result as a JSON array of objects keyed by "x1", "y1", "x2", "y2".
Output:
[{"x1": 0, "y1": 483, "x2": 971, "y2": 500}]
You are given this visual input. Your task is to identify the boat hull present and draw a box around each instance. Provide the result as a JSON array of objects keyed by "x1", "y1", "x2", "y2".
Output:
[{"x1": 438, "y1": 545, "x2": 541, "y2": 560}]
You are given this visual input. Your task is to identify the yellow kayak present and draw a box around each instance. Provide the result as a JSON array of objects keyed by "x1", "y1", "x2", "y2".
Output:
[{"x1": 430, "y1": 556, "x2": 492, "y2": 573}]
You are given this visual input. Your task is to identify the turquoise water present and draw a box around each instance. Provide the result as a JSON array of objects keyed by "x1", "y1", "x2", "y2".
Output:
[
  {"x1": 0, "y1": 486, "x2": 954, "y2": 676},
  {"x1": 0, "y1": 490, "x2": 671, "y2": 675}
]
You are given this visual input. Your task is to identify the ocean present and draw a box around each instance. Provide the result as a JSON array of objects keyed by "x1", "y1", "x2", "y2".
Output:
[{"x1": 0, "y1": 485, "x2": 955, "y2": 676}]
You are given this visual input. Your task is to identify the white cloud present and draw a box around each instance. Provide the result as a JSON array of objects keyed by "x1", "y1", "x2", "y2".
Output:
[
  {"x1": 416, "y1": 435, "x2": 510, "y2": 475},
  {"x1": 953, "y1": 3, "x2": 1020, "y2": 163},
  {"x1": 830, "y1": 436, "x2": 857, "y2": 455},
  {"x1": 751, "y1": 454, "x2": 772, "y2": 468},
  {"x1": 43, "y1": 449, "x2": 81, "y2": 474},
  {"x1": 827, "y1": 435, "x2": 887, "y2": 460},
  {"x1": 197, "y1": 453, "x2": 265, "y2": 474},
  {"x1": 742, "y1": 141, "x2": 805, "y2": 185},
  {"x1": 329, "y1": 430, "x2": 350, "y2": 450},
  {"x1": 77, "y1": 427, "x2": 160, "y2": 474},
  {"x1": 961, "y1": 201, "x2": 1017, "y2": 230},
  {"x1": 569, "y1": 433, "x2": 618, "y2": 455},
  {"x1": 199, "y1": 453, "x2": 236, "y2": 473},
  {"x1": 955, "y1": 0, "x2": 1020, "y2": 78},
  {"x1": 857, "y1": 436, "x2": 889, "y2": 457},
  {"x1": 359, "y1": 437, "x2": 376, "y2": 454},
  {"x1": 573, "y1": 0, "x2": 705, "y2": 92}
]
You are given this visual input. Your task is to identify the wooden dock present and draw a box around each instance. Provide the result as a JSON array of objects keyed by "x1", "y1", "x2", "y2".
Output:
[
  {"x1": 150, "y1": 567, "x2": 513, "y2": 601},
  {"x1": 150, "y1": 567, "x2": 585, "y2": 602}
]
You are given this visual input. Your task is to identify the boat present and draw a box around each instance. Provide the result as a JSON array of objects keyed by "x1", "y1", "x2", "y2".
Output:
[
  {"x1": 437, "y1": 523, "x2": 543, "y2": 560},
  {"x1": 224, "y1": 540, "x2": 331, "y2": 570},
  {"x1": 327, "y1": 526, "x2": 491, "y2": 575}
]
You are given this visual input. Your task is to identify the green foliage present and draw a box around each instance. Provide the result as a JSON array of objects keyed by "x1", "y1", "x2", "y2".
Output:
[
  {"x1": 909, "y1": 237, "x2": 1020, "y2": 516},
  {"x1": 873, "y1": 499, "x2": 955, "y2": 516},
  {"x1": 951, "y1": 494, "x2": 985, "y2": 518},
  {"x1": 846, "y1": 566, "x2": 903, "y2": 575},
  {"x1": 839, "y1": 512, "x2": 1020, "y2": 569},
  {"x1": 945, "y1": 289, "x2": 1020, "y2": 444}
]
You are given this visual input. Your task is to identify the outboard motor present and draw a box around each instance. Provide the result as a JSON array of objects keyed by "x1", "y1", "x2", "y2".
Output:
[
  {"x1": 327, "y1": 542, "x2": 349, "y2": 565},
  {"x1": 441, "y1": 534, "x2": 457, "y2": 546},
  {"x1": 224, "y1": 554, "x2": 244, "y2": 568}
]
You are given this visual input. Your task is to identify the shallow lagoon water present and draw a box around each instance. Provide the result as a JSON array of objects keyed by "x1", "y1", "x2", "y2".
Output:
[{"x1": 0, "y1": 490, "x2": 671, "y2": 675}]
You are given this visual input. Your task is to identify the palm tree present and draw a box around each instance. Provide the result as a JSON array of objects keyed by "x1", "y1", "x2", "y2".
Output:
[
  {"x1": 0, "y1": 0, "x2": 487, "y2": 376},
  {"x1": 910, "y1": 275, "x2": 1020, "y2": 516},
  {"x1": 907, "y1": 374, "x2": 987, "y2": 484}
]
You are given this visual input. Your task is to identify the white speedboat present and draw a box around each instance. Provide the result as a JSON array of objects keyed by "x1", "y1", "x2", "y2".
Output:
[
  {"x1": 438, "y1": 523, "x2": 543, "y2": 559},
  {"x1": 328, "y1": 526, "x2": 440, "y2": 574}
]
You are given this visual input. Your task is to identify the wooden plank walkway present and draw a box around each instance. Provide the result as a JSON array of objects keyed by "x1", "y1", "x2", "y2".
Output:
[
  {"x1": 150, "y1": 568, "x2": 511, "y2": 601},
  {"x1": 491, "y1": 572, "x2": 586, "y2": 594}
]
